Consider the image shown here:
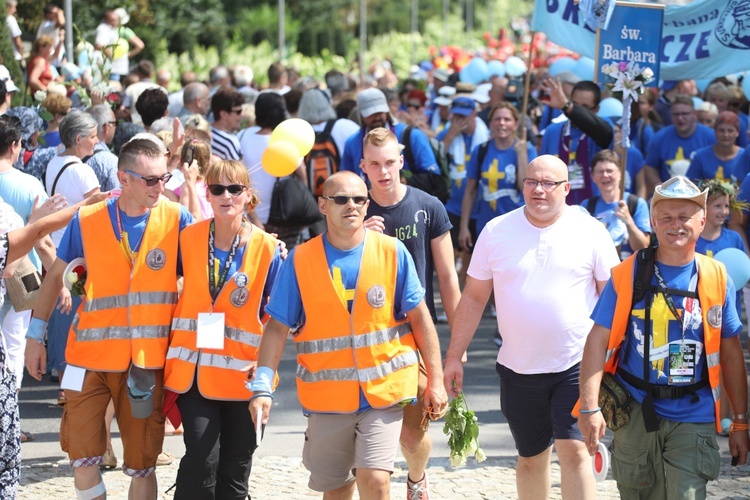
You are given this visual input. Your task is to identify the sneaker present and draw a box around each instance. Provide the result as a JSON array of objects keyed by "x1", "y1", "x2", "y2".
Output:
[
  {"x1": 156, "y1": 451, "x2": 174, "y2": 466},
  {"x1": 407, "y1": 473, "x2": 430, "y2": 500}
]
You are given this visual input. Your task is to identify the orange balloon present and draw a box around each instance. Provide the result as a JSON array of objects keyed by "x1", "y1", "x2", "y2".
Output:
[
  {"x1": 269, "y1": 118, "x2": 315, "y2": 157},
  {"x1": 261, "y1": 141, "x2": 301, "y2": 177}
]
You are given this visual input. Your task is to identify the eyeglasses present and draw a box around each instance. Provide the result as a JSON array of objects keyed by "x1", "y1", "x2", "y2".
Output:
[
  {"x1": 321, "y1": 195, "x2": 368, "y2": 206},
  {"x1": 230, "y1": 108, "x2": 243, "y2": 115},
  {"x1": 207, "y1": 184, "x2": 247, "y2": 196},
  {"x1": 522, "y1": 178, "x2": 567, "y2": 190},
  {"x1": 125, "y1": 169, "x2": 173, "y2": 186}
]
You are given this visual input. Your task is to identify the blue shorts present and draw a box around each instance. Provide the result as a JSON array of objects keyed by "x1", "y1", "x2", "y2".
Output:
[{"x1": 496, "y1": 362, "x2": 583, "y2": 458}]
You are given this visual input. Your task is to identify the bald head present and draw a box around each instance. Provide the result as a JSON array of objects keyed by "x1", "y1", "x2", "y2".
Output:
[
  {"x1": 322, "y1": 171, "x2": 368, "y2": 197},
  {"x1": 526, "y1": 155, "x2": 568, "y2": 181}
]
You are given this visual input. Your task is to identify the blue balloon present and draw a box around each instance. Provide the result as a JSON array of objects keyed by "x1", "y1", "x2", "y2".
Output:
[
  {"x1": 715, "y1": 248, "x2": 750, "y2": 288},
  {"x1": 573, "y1": 57, "x2": 595, "y2": 81},
  {"x1": 549, "y1": 57, "x2": 577, "y2": 76},
  {"x1": 505, "y1": 56, "x2": 527, "y2": 77},
  {"x1": 487, "y1": 60, "x2": 505, "y2": 78},
  {"x1": 695, "y1": 79, "x2": 711, "y2": 94},
  {"x1": 597, "y1": 97, "x2": 623, "y2": 118},
  {"x1": 460, "y1": 57, "x2": 489, "y2": 85}
]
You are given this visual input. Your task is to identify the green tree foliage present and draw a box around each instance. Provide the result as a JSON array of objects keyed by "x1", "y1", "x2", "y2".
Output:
[{"x1": 0, "y1": 1, "x2": 25, "y2": 105}]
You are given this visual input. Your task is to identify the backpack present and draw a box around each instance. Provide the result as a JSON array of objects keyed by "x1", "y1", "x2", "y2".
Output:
[
  {"x1": 305, "y1": 120, "x2": 340, "y2": 197},
  {"x1": 401, "y1": 125, "x2": 450, "y2": 202}
]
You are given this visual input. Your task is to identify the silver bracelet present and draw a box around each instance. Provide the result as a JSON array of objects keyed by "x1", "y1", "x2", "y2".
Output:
[{"x1": 579, "y1": 407, "x2": 601, "y2": 415}]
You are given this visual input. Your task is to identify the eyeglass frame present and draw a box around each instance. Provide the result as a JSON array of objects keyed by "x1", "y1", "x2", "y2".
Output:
[
  {"x1": 124, "y1": 169, "x2": 173, "y2": 187},
  {"x1": 521, "y1": 178, "x2": 568, "y2": 191}
]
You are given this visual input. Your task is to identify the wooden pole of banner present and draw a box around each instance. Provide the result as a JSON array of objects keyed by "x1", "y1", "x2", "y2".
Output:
[{"x1": 520, "y1": 32, "x2": 536, "y2": 142}]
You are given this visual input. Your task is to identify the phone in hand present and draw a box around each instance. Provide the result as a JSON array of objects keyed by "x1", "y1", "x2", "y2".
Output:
[{"x1": 183, "y1": 145, "x2": 194, "y2": 165}]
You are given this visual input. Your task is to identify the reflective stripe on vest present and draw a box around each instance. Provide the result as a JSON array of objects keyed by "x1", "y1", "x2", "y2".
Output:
[
  {"x1": 71, "y1": 315, "x2": 170, "y2": 341},
  {"x1": 171, "y1": 317, "x2": 262, "y2": 349},
  {"x1": 295, "y1": 323, "x2": 412, "y2": 355},
  {"x1": 83, "y1": 291, "x2": 178, "y2": 312},
  {"x1": 297, "y1": 351, "x2": 418, "y2": 383},
  {"x1": 167, "y1": 346, "x2": 250, "y2": 372}
]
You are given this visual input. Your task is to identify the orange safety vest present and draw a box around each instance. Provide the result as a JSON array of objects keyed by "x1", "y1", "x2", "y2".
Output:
[
  {"x1": 164, "y1": 220, "x2": 277, "y2": 400},
  {"x1": 574, "y1": 252, "x2": 725, "y2": 432},
  {"x1": 293, "y1": 231, "x2": 419, "y2": 413},
  {"x1": 66, "y1": 199, "x2": 181, "y2": 371}
]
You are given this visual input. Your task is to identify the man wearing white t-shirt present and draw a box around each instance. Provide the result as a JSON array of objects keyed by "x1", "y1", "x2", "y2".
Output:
[
  {"x1": 6, "y1": 0, "x2": 23, "y2": 64},
  {"x1": 444, "y1": 154, "x2": 619, "y2": 500},
  {"x1": 36, "y1": 4, "x2": 66, "y2": 68}
]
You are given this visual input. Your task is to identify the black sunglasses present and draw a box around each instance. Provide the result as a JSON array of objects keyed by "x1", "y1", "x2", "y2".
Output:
[
  {"x1": 321, "y1": 195, "x2": 368, "y2": 206},
  {"x1": 125, "y1": 170, "x2": 172, "y2": 187},
  {"x1": 207, "y1": 184, "x2": 247, "y2": 196}
]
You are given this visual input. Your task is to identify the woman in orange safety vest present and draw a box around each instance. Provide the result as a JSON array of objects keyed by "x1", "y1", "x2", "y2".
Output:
[{"x1": 164, "y1": 160, "x2": 283, "y2": 499}]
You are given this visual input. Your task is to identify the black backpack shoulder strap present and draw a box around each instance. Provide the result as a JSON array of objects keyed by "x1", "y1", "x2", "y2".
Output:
[
  {"x1": 50, "y1": 160, "x2": 81, "y2": 196},
  {"x1": 585, "y1": 196, "x2": 599, "y2": 217},
  {"x1": 323, "y1": 119, "x2": 336, "y2": 136},
  {"x1": 401, "y1": 125, "x2": 415, "y2": 168},
  {"x1": 475, "y1": 141, "x2": 490, "y2": 180},
  {"x1": 626, "y1": 193, "x2": 639, "y2": 217},
  {"x1": 632, "y1": 245, "x2": 656, "y2": 306}
]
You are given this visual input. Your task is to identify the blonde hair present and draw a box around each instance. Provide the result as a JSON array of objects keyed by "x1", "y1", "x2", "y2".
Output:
[
  {"x1": 363, "y1": 127, "x2": 398, "y2": 149},
  {"x1": 42, "y1": 93, "x2": 72, "y2": 116},
  {"x1": 205, "y1": 160, "x2": 260, "y2": 209}
]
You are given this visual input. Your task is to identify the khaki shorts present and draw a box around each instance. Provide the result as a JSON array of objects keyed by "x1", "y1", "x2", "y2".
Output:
[
  {"x1": 402, "y1": 360, "x2": 429, "y2": 431},
  {"x1": 302, "y1": 406, "x2": 403, "y2": 492},
  {"x1": 60, "y1": 369, "x2": 166, "y2": 473}
]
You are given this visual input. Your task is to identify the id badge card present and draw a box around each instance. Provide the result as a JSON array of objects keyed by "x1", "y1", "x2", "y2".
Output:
[
  {"x1": 668, "y1": 342, "x2": 696, "y2": 385},
  {"x1": 568, "y1": 162, "x2": 585, "y2": 190},
  {"x1": 197, "y1": 312, "x2": 225, "y2": 350}
]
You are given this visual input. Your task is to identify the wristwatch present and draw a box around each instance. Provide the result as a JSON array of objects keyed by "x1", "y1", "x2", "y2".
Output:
[{"x1": 564, "y1": 100, "x2": 574, "y2": 114}]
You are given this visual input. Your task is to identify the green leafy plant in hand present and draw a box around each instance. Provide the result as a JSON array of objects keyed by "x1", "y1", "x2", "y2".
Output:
[{"x1": 443, "y1": 391, "x2": 486, "y2": 467}]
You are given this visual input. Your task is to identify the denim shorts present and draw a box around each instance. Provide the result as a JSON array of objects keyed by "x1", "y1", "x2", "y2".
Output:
[{"x1": 497, "y1": 362, "x2": 583, "y2": 457}]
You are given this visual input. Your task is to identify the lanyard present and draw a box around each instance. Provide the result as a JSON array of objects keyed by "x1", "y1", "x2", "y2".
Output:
[
  {"x1": 208, "y1": 219, "x2": 245, "y2": 302},
  {"x1": 115, "y1": 200, "x2": 150, "y2": 265},
  {"x1": 652, "y1": 262, "x2": 698, "y2": 342}
]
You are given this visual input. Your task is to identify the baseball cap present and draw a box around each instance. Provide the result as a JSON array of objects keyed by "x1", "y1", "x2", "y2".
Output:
[
  {"x1": 357, "y1": 88, "x2": 389, "y2": 118},
  {"x1": 650, "y1": 176, "x2": 707, "y2": 212},
  {"x1": 662, "y1": 80, "x2": 679, "y2": 92},
  {"x1": 451, "y1": 96, "x2": 477, "y2": 116},
  {"x1": 472, "y1": 83, "x2": 492, "y2": 104},
  {"x1": 556, "y1": 70, "x2": 582, "y2": 85},
  {"x1": 433, "y1": 68, "x2": 450, "y2": 83},
  {"x1": 114, "y1": 7, "x2": 130, "y2": 25},
  {"x1": 0, "y1": 65, "x2": 19, "y2": 93}
]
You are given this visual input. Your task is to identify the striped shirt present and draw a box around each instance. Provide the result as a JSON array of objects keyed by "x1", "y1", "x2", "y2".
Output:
[{"x1": 210, "y1": 126, "x2": 242, "y2": 160}]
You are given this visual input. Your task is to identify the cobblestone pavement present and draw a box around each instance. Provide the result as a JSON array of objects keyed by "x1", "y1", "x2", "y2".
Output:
[{"x1": 18, "y1": 451, "x2": 750, "y2": 499}]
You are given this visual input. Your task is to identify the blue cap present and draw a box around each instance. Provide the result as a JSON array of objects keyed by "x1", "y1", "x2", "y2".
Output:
[
  {"x1": 662, "y1": 80, "x2": 679, "y2": 92},
  {"x1": 451, "y1": 96, "x2": 476, "y2": 116}
]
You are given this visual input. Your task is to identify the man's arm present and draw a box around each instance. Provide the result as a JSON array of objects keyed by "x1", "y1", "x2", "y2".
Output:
[
  {"x1": 720, "y1": 335, "x2": 750, "y2": 465},
  {"x1": 431, "y1": 232, "x2": 460, "y2": 328},
  {"x1": 642, "y1": 165, "x2": 662, "y2": 197},
  {"x1": 443, "y1": 276, "x2": 493, "y2": 396},
  {"x1": 127, "y1": 34, "x2": 145, "y2": 58},
  {"x1": 406, "y1": 300, "x2": 447, "y2": 415},
  {"x1": 577, "y1": 324, "x2": 611, "y2": 456},
  {"x1": 24, "y1": 258, "x2": 66, "y2": 380},
  {"x1": 459, "y1": 178, "x2": 478, "y2": 251},
  {"x1": 249, "y1": 317, "x2": 291, "y2": 426}
]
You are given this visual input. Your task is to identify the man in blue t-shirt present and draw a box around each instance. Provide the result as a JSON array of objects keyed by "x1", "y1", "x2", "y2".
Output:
[
  {"x1": 578, "y1": 176, "x2": 749, "y2": 499},
  {"x1": 250, "y1": 171, "x2": 446, "y2": 499},
  {"x1": 643, "y1": 95, "x2": 716, "y2": 195}
]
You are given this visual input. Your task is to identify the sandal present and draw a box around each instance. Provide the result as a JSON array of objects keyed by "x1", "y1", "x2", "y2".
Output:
[
  {"x1": 20, "y1": 430, "x2": 35, "y2": 443},
  {"x1": 100, "y1": 448, "x2": 118, "y2": 469},
  {"x1": 57, "y1": 389, "x2": 67, "y2": 407},
  {"x1": 156, "y1": 451, "x2": 174, "y2": 466}
]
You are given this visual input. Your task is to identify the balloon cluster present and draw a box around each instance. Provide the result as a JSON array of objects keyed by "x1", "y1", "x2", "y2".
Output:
[{"x1": 260, "y1": 119, "x2": 315, "y2": 177}]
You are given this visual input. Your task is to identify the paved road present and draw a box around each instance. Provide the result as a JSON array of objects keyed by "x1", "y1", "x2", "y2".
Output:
[{"x1": 16, "y1": 307, "x2": 750, "y2": 498}]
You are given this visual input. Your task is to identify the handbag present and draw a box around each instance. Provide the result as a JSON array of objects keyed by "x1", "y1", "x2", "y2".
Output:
[
  {"x1": 266, "y1": 176, "x2": 323, "y2": 228},
  {"x1": 5, "y1": 255, "x2": 42, "y2": 311},
  {"x1": 599, "y1": 372, "x2": 632, "y2": 431}
]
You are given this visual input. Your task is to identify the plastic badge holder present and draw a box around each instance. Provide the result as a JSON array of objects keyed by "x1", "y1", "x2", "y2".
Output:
[
  {"x1": 127, "y1": 366, "x2": 156, "y2": 419},
  {"x1": 592, "y1": 441, "x2": 610, "y2": 482}
]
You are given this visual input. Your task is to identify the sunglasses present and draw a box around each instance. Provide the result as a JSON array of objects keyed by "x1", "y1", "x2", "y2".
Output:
[
  {"x1": 321, "y1": 195, "x2": 368, "y2": 206},
  {"x1": 125, "y1": 169, "x2": 173, "y2": 187},
  {"x1": 207, "y1": 184, "x2": 247, "y2": 196}
]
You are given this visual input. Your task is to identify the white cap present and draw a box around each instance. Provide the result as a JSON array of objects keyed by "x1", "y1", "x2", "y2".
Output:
[
  {"x1": 472, "y1": 83, "x2": 492, "y2": 104},
  {"x1": 0, "y1": 65, "x2": 19, "y2": 93}
]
